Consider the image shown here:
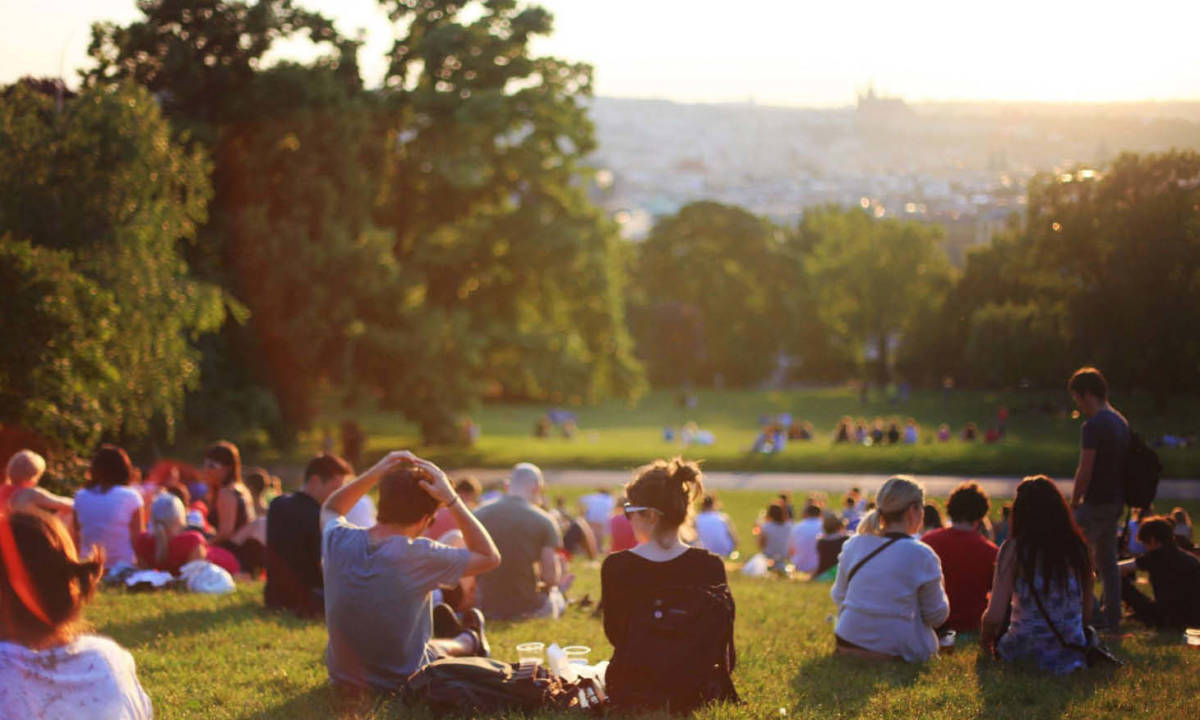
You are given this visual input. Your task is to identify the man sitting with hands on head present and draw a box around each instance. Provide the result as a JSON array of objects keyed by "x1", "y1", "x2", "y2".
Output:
[{"x1": 321, "y1": 451, "x2": 502, "y2": 695}]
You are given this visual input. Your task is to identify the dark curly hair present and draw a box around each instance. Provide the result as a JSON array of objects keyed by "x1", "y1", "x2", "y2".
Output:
[{"x1": 946, "y1": 482, "x2": 990, "y2": 524}]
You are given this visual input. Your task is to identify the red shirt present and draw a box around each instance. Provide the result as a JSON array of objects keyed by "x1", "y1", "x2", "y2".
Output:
[
  {"x1": 609, "y1": 514, "x2": 637, "y2": 553},
  {"x1": 134, "y1": 530, "x2": 207, "y2": 575},
  {"x1": 922, "y1": 527, "x2": 998, "y2": 632}
]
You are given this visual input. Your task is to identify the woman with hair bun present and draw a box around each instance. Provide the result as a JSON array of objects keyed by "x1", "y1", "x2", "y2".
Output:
[
  {"x1": 601, "y1": 457, "x2": 738, "y2": 713},
  {"x1": 0, "y1": 509, "x2": 152, "y2": 719},
  {"x1": 831, "y1": 476, "x2": 949, "y2": 661}
]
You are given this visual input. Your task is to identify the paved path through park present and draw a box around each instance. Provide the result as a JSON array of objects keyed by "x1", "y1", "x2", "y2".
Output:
[{"x1": 460, "y1": 468, "x2": 1200, "y2": 500}]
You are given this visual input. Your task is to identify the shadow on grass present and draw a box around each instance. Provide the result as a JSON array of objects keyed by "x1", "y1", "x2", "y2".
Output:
[
  {"x1": 792, "y1": 651, "x2": 923, "y2": 718},
  {"x1": 972, "y1": 651, "x2": 1116, "y2": 720},
  {"x1": 97, "y1": 598, "x2": 268, "y2": 648}
]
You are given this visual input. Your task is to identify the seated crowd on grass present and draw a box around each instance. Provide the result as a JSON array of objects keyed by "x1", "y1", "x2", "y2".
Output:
[{"x1": 2, "y1": 368, "x2": 1200, "y2": 718}]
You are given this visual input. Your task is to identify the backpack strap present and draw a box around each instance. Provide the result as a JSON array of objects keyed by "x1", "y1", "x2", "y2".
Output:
[
  {"x1": 1026, "y1": 576, "x2": 1088, "y2": 654},
  {"x1": 845, "y1": 534, "x2": 905, "y2": 587}
]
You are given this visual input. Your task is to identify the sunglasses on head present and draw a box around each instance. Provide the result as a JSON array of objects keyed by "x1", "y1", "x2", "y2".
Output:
[{"x1": 623, "y1": 503, "x2": 660, "y2": 520}]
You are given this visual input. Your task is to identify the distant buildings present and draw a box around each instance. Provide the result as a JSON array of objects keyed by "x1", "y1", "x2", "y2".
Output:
[{"x1": 584, "y1": 93, "x2": 1194, "y2": 261}]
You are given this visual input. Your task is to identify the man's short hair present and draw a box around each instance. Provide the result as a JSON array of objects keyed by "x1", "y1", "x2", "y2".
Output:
[
  {"x1": 946, "y1": 482, "x2": 990, "y2": 524},
  {"x1": 803, "y1": 500, "x2": 823, "y2": 518},
  {"x1": 1137, "y1": 516, "x2": 1175, "y2": 546},
  {"x1": 378, "y1": 465, "x2": 440, "y2": 525},
  {"x1": 5, "y1": 450, "x2": 46, "y2": 485},
  {"x1": 1068, "y1": 367, "x2": 1108, "y2": 401},
  {"x1": 305, "y1": 454, "x2": 353, "y2": 483},
  {"x1": 454, "y1": 476, "x2": 482, "y2": 498},
  {"x1": 821, "y1": 510, "x2": 844, "y2": 535}
]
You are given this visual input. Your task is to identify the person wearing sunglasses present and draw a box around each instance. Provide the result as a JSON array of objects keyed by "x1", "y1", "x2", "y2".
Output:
[
  {"x1": 601, "y1": 457, "x2": 737, "y2": 712},
  {"x1": 201, "y1": 441, "x2": 256, "y2": 567}
]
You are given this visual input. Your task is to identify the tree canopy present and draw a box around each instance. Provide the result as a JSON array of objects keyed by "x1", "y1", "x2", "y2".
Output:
[{"x1": 0, "y1": 81, "x2": 225, "y2": 454}]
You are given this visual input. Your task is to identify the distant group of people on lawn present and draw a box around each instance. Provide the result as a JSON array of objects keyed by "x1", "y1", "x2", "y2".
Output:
[
  {"x1": 3, "y1": 366, "x2": 1199, "y2": 719},
  {"x1": 745, "y1": 412, "x2": 1007, "y2": 455}
]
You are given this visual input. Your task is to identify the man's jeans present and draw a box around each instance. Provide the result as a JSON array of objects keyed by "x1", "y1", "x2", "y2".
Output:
[{"x1": 1075, "y1": 501, "x2": 1124, "y2": 628}]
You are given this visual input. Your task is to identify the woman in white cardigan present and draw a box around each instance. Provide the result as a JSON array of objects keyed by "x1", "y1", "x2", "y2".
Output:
[{"x1": 831, "y1": 476, "x2": 949, "y2": 661}]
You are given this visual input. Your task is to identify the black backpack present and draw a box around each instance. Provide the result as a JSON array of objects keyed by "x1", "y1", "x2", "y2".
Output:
[
  {"x1": 606, "y1": 583, "x2": 740, "y2": 714},
  {"x1": 1123, "y1": 431, "x2": 1162, "y2": 509},
  {"x1": 404, "y1": 657, "x2": 584, "y2": 715}
]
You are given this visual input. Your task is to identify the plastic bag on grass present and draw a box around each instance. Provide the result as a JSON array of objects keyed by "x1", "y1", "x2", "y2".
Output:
[
  {"x1": 179, "y1": 560, "x2": 235, "y2": 594},
  {"x1": 741, "y1": 553, "x2": 770, "y2": 577}
]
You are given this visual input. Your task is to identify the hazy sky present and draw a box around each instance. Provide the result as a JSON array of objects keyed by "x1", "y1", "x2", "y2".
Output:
[{"x1": 4, "y1": 0, "x2": 1199, "y2": 106}]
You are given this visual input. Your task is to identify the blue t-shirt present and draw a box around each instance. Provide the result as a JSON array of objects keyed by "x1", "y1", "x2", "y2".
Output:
[
  {"x1": 1080, "y1": 408, "x2": 1130, "y2": 505},
  {"x1": 322, "y1": 517, "x2": 470, "y2": 691}
]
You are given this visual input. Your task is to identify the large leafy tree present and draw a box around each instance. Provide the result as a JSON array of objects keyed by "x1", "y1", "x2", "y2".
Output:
[
  {"x1": 802, "y1": 205, "x2": 954, "y2": 384},
  {"x1": 364, "y1": 0, "x2": 645, "y2": 441},
  {"x1": 631, "y1": 202, "x2": 792, "y2": 386},
  {"x1": 1015, "y1": 152, "x2": 1200, "y2": 400},
  {"x1": 85, "y1": 1, "x2": 374, "y2": 440},
  {"x1": 0, "y1": 81, "x2": 225, "y2": 454},
  {"x1": 86, "y1": 0, "x2": 644, "y2": 444}
]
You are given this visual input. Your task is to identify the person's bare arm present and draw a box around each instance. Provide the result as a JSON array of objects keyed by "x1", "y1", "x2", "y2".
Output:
[
  {"x1": 11, "y1": 486, "x2": 73, "y2": 514},
  {"x1": 213, "y1": 488, "x2": 238, "y2": 543},
  {"x1": 127, "y1": 503, "x2": 145, "y2": 555},
  {"x1": 187, "y1": 543, "x2": 207, "y2": 564},
  {"x1": 540, "y1": 546, "x2": 561, "y2": 587},
  {"x1": 1118, "y1": 558, "x2": 1137, "y2": 576},
  {"x1": 1072, "y1": 449, "x2": 1096, "y2": 507},
  {"x1": 1080, "y1": 563, "x2": 1094, "y2": 626},
  {"x1": 435, "y1": 476, "x2": 501, "y2": 578},
  {"x1": 981, "y1": 541, "x2": 1016, "y2": 655}
]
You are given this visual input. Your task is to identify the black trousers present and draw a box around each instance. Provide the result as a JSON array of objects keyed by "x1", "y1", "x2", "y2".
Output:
[{"x1": 1121, "y1": 576, "x2": 1165, "y2": 628}]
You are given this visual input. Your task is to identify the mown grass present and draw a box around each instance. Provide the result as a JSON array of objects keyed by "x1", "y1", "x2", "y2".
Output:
[
  {"x1": 297, "y1": 388, "x2": 1200, "y2": 478},
  {"x1": 88, "y1": 489, "x2": 1200, "y2": 720}
]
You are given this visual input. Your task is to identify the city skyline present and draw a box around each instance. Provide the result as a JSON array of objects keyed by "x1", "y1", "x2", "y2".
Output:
[{"x1": 4, "y1": 0, "x2": 1200, "y2": 107}]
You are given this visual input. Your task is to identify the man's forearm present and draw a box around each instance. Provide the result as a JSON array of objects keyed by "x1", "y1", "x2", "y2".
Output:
[
  {"x1": 1072, "y1": 467, "x2": 1090, "y2": 504},
  {"x1": 324, "y1": 469, "x2": 379, "y2": 518}
]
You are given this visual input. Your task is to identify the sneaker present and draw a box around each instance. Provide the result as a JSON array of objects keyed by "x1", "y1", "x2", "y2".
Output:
[
  {"x1": 462, "y1": 608, "x2": 490, "y2": 658},
  {"x1": 433, "y1": 603, "x2": 464, "y2": 638}
]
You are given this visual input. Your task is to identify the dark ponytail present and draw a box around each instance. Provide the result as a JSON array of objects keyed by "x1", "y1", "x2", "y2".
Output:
[{"x1": 626, "y1": 457, "x2": 704, "y2": 530}]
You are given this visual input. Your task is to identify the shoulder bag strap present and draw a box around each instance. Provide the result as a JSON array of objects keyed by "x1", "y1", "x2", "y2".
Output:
[
  {"x1": 1027, "y1": 576, "x2": 1087, "y2": 653},
  {"x1": 845, "y1": 535, "x2": 903, "y2": 587}
]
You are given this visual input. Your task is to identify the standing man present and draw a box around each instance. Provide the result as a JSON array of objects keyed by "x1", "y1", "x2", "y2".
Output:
[
  {"x1": 475, "y1": 462, "x2": 567, "y2": 620},
  {"x1": 1068, "y1": 367, "x2": 1129, "y2": 631}
]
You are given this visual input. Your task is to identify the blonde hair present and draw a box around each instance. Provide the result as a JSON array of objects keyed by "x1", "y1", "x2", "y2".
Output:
[
  {"x1": 5, "y1": 450, "x2": 46, "y2": 486},
  {"x1": 150, "y1": 493, "x2": 186, "y2": 566},
  {"x1": 856, "y1": 476, "x2": 925, "y2": 536}
]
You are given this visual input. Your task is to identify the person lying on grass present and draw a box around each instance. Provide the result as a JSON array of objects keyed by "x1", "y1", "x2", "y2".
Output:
[{"x1": 320, "y1": 451, "x2": 501, "y2": 694}]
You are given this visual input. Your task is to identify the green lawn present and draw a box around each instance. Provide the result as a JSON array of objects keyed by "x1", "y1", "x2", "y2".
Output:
[
  {"x1": 87, "y1": 489, "x2": 1200, "y2": 720},
  {"x1": 299, "y1": 388, "x2": 1200, "y2": 478}
]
